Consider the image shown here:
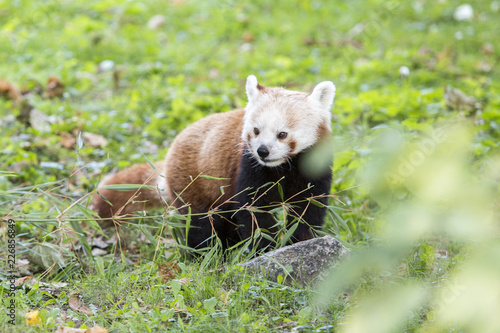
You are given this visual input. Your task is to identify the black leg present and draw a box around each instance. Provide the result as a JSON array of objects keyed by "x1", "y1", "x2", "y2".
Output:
[
  {"x1": 234, "y1": 205, "x2": 279, "y2": 252},
  {"x1": 232, "y1": 151, "x2": 333, "y2": 251},
  {"x1": 288, "y1": 200, "x2": 327, "y2": 242},
  {"x1": 185, "y1": 213, "x2": 218, "y2": 250},
  {"x1": 185, "y1": 207, "x2": 240, "y2": 251}
]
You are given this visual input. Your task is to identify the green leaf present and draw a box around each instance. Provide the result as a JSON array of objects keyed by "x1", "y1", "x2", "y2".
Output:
[
  {"x1": 297, "y1": 306, "x2": 313, "y2": 323},
  {"x1": 277, "y1": 183, "x2": 284, "y2": 201},
  {"x1": 260, "y1": 231, "x2": 275, "y2": 243},
  {"x1": 77, "y1": 132, "x2": 83, "y2": 150},
  {"x1": 200, "y1": 243, "x2": 219, "y2": 270},
  {"x1": 203, "y1": 297, "x2": 217, "y2": 313},
  {"x1": 69, "y1": 220, "x2": 93, "y2": 255},
  {"x1": 103, "y1": 184, "x2": 155, "y2": 191},
  {"x1": 95, "y1": 256, "x2": 105, "y2": 276},
  {"x1": 171, "y1": 279, "x2": 181, "y2": 297},
  {"x1": 0, "y1": 171, "x2": 17, "y2": 177},
  {"x1": 309, "y1": 199, "x2": 325, "y2": 207},
  {"x1": 199, "y1": 174, "x2": 228, "y2": 180},
  {"x1": 328, "y1": 207, "x2": 350, "y2": 235},
  {"x1": 142, "y1": 154, "x2": 157, "y2": 170},
  {"x1": 280, "y1": 222, "x2": 299, "y2": 247},
  {"x1": 28, "y1": 243, "x2": 68, "y2": 270},
  {"x1": 138, "y1": 225, "x2": 158, "y2": 248},
  {"x1": 184, "y1": 206, "x2": 191, "y2": 245}
]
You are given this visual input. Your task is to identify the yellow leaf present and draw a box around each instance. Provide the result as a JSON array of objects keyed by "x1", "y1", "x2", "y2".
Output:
[
  {"x1": 68, "y1": 292, "x2": 93, "y2": 315},
  {"x1": 25, "y1": 310, "x2": 41, "y2": 325}
]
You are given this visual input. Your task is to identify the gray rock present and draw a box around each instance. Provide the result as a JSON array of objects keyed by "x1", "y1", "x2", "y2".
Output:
[
  {"x1": 444, "y1": 86, "x2": 480, "y2": 112},
  {"x1": 241, "y1": 235, "x2": 349, "y2": 286}
]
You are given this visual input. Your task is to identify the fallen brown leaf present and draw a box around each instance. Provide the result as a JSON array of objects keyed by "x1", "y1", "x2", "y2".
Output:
[
  {"x1": 68, "y1": 292, "x2": 94, "y2": 315},
  {"x1": 482, "y1": 43, "x2": 494, "y2": 55},
  {"x1": 47, "y1": 76, "x2": 64, "y2": 98},
  {"x1": 86, "y1": 324, "x2": 109, "y2": 333},
  {"x1": 159, "y1": 262, "x2": 179, "y2": 282},
  {"x1": 13, "y1": 276, "x2": 68, "y2": 291},
  {"x1": 435, "y1": 249, "x2": 448, "y2": 259},
  {"x1": 60, "y1": 132, "x2": 77, "y2": 148},
  {"x1": 179, "y1": 277, "x2": 190, "y2": 286},
  {"x1": 0, "y1": 79, "x2": 21, "y2": 101},
  {"x1": 82, "y1": 132, "x2": 108, "y2": 148},
  {"x1": 242, "y1": 32, "x2": 255, "y2": 42},
  {"x1": 14, "y1": 276, "x2": 35, "y2": 286},
  {"x1": 219, "y1": 289, "x2": 232, "y2": 306},
  {"x1": 41, "y1": 287, "x2": 64, "y2": 297}
]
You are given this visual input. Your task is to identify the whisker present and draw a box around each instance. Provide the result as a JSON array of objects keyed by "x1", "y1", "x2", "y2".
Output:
[{"x1": 286, "y1": 156, "x2": 292, "y2": 170}]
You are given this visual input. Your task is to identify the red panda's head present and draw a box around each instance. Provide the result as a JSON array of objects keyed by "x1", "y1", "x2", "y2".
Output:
[{"x1": 241, "y1": 75, "x2": 336, "y2": 167}]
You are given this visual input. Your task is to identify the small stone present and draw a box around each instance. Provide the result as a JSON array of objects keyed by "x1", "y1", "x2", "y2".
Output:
[
  {"x1": 492, "y1": 1, "x2": 500, "y2": 12},
  {"x1": 208, "y1": 69, "x2": 220, "y2": 79},
  {"x1": 482, "y1": 43, "x2": 494, "y2": 55},
  {"x1": 240, "y1": 235, "x2": 349, "y2": 286},
  {"x1": 99, "y1": 60, "x2": 115, "y2": 72},
  {"x1": 147, "y1": 15, "x2": 166, "y2": 29},
  {"x1": 444, "y1": 86, "x2": 479, "y2": 112},
  {"x1": 399, "y1": 66, "x2": 410, "y2": 78},
  {"x1": 454, "y1": 4, "x2": 474, "y2": 21},
  {"x1": 30, "y1": 109, "x2": 52, "y2": 133},
  {"x1": 477, "y1": 60, "x2": 491, "y2": 73},
  {"x1": 91, "y1": 248, "x2": 108, "y2": 256},
  {"x1": 240, "y1": 43, "x2": 253, "y2": 52},
  {"x1": 82, "y1": 132, "x2": 108, "y2": 148}
]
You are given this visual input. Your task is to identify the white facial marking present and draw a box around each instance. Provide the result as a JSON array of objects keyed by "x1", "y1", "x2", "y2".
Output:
[
  {"x1": 242, "y1": 75, "x2": 336, "y2": 167},
  {"x1": 250, "y1": 109, "x2": 291, "y2": 167}
]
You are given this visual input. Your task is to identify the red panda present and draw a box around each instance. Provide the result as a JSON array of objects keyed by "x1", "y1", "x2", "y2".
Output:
[{"x1": 92, "y1": 75, "x2": 336, "y2": 251}]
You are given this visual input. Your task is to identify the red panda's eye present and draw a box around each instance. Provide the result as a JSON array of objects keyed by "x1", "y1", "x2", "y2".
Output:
[
  {"x1": 254, "y1": 128, "x2": 260, "y2": 135},
  {"x1": 277, "y1": 132, "x2": 287, "y2": 139}
]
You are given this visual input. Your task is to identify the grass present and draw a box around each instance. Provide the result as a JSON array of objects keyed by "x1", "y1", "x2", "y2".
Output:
[{"x1": 1, "y1": 0, "x2": 500, "y2": 331}]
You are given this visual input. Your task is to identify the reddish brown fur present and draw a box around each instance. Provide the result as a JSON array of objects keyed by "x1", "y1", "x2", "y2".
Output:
[
  {"x1": 92, "y1": 162, "x2": 166, "y2": 223},
  {"x1": 165, "y1": 109, "x2": 245, "y2": 212},
  {"x1": 317, "y1": 123, "x2": 331, "y2": 141},
  {"x1": 92, "y1": 81, "x2": 334, "y2": 227},
  {"x1": 92, "y1": 110, "x2": 246, "y2": 223}
]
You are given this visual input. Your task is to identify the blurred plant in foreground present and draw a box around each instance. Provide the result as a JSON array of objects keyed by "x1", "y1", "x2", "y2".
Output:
[{"x1": 317, "y1": 122, "x2": 500, "y2": 332}]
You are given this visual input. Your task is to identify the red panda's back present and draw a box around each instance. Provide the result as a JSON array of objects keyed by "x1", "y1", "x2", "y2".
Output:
[{"x1": 165, "y1": 109, "x2": 245, "y2": 212}]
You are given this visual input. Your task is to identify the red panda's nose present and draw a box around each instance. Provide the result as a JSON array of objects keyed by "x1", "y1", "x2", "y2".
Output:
[{"x1": 257, "y1": 146, "x2": 270, "y2": 158}]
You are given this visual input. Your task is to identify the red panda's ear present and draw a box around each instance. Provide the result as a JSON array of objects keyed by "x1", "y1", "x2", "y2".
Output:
[
  {"x1": 246, "y1": 75, "x2": 260, "y2": 103},
  {"x1": 309, "y1": 81, "x2": 336, "y2": 111}
]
